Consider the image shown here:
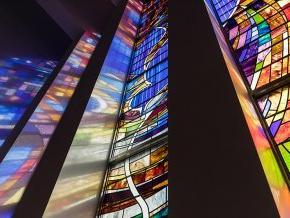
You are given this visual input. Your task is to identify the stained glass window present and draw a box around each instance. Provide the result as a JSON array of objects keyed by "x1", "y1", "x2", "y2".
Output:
[
  {"x1": 111, "y1": 0, "x2": 168, "y2": 158},
  {"x1": 97, "y1": 0, "x2": 168, "y2": 217},
  {"x1": 0, "y1": 58, "x2": 56, "y2": 148},
  {"x1": 206, "y1": 0, "x2": 290, "y2": 196},
  {"x1": 0, "y1": 32, "x2": 99, "y2": 217}
]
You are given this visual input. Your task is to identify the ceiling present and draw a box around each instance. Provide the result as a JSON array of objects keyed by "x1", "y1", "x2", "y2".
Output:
[
  {"x1": 0, "y1": 1, "x2": 72, "y2": 59},
  {"x1": 36, "y1": 0, "x2": 118, "y2": 39}
]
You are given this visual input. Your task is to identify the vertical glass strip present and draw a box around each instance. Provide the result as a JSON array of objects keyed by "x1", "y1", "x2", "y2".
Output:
[
  {"x1": 0, "y1": 32, "x2": 98, "y2": 217},
  {"x1": 0, "y1": 58, "x2": 56, "y2": 148},
  {"x1": 98, "y1": 0, "x2": 168, "y2": 217},
  {"x1": 43, "y1": 1, "x2": 143, "y2": 217},
  {"x1": 111, "y1": 0, "x2": 168, "y2": 158}
]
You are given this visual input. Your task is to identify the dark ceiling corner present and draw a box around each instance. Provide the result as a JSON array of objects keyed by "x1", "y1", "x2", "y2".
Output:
[
  {"x1": 36, "y1": 0, "x2": 83, "y2": 39},
  {"x1": 111, "y1": 0, "x2": 121, "y2": 6},
  {"x1": 0, "y1": 1, "x2": 72, "y2": 60},
  {"x1": 36, "y1": 0, "x2": 118, "y2": 39}
]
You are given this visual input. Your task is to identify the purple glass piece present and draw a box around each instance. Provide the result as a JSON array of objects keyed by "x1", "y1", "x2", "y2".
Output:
[
  {"x1": 241, "y1": 56, "x2": 257, "y2": 76},
  {"x1": 270, "y1": 120, "x2": 281, "y2": 136}
]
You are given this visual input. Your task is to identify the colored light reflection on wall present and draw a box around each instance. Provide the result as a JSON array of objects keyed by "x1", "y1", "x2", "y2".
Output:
[
  {"x1": 205, "y1": 1, "x2": 290, "y2": 217},
  {"x1": 0, "y1": 32, "x2": 98, "y2": 217},
  {"x1": 0, "y1": 58, "x2": 56, "y2": 148},
  {"x1": 43, "y1": 1, "x2": 142, "y2": 217}
]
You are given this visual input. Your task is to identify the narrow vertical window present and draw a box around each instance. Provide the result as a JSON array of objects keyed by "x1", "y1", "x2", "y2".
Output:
[{"x1": 97, "y1": 0, "x2": 168, "y2": 217}]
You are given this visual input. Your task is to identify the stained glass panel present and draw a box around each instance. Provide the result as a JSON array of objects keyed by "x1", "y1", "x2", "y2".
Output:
[
  {"x1": 211, "y1": 0, "x2": 240, "y2": 23},
  {"x1": 210, "y1": 0, "x2": 290, "y2": 90},
  {"x1": 111, "y1": 0, "x2": 168, "y2": 158},
  {"x1": 258, "y1": 85, "x2": 290, "y2": 172},
  {"x1": 97, "y1": 0, "x2": 168, "y2": 217},
  {"x1": 99, "y1": 144, "x2": 168, "y2": 218}
]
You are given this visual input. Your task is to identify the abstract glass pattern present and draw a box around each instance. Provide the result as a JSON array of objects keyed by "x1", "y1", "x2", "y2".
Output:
[
  {"x1": 211, "y1": 0, "x2": 290, "y2": 90},
  {"x1": 111, "y1": 0, "x2": 168, "y2": 158},
  {"x1": 211, "y1": 0, "x2": 239, "y2": 22},
  {"x1": 98, "y1": 0, "x2": 168, "y2": 217},
  {"x1": 99, "y1": 144, "x2": 168, "y2": 218},
  {"x1": 43, "y1": 0, "x2": 143, "y2": 217},
  {"x1": 100, "y1": 144, "x2": 168, "y2": 218},
  {"x1": 0, "y1": 32, "x2": 98, "y2": 217},
  {"x1": 0, "y1": 58, "x2": 56, "y2": 148},
  {"x1": 258, "y1": 85, "x2": 290, "y2": 172}
]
